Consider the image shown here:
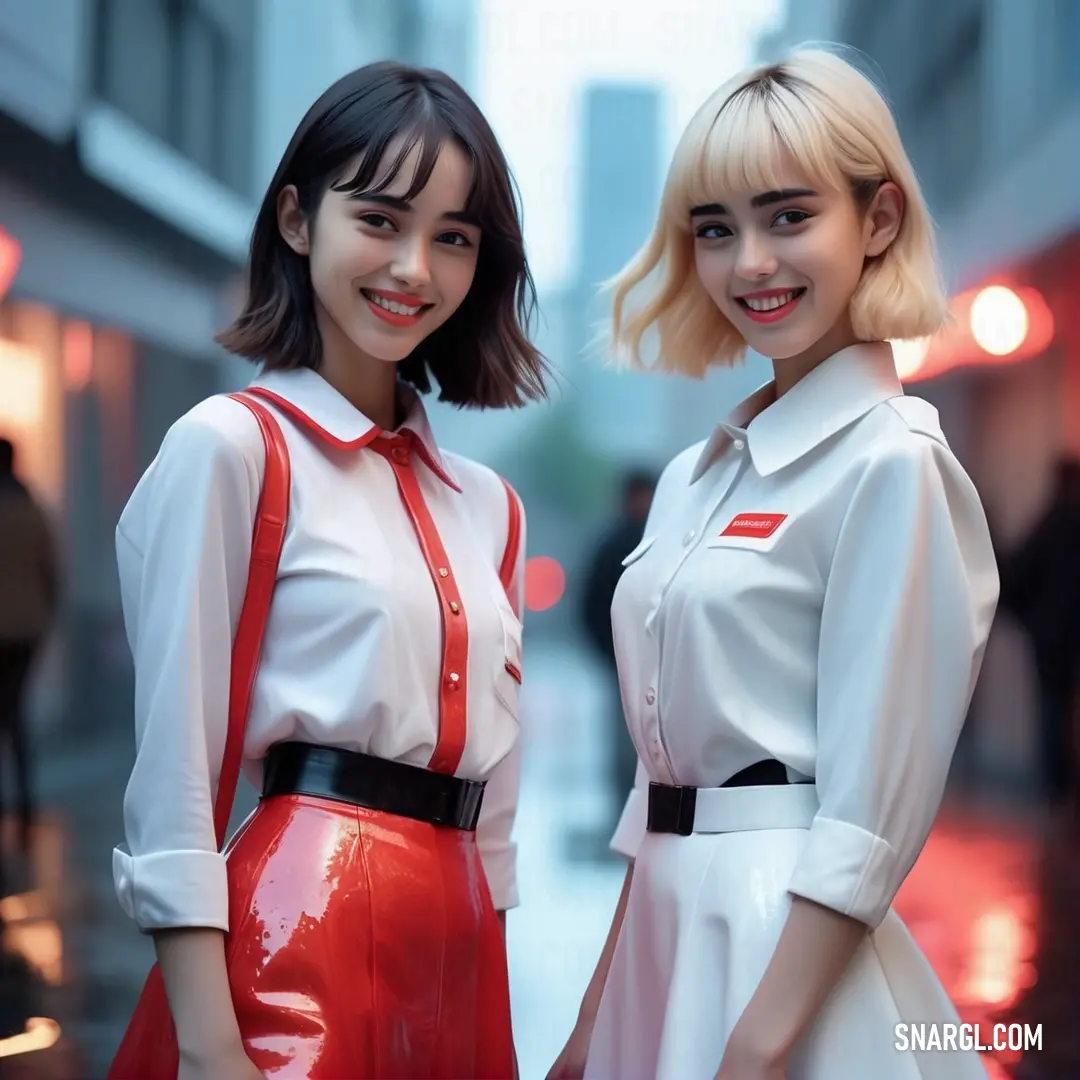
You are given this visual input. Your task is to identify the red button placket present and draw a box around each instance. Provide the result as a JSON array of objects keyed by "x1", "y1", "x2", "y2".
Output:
[{"x1": 370, "y1": 432, "x2": 469, "y2": 776}]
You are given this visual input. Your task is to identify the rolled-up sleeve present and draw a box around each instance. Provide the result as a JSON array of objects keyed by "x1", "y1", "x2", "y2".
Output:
[
  {"x1": 610, "y1": 756, "x2": 649, "y2": 860},
  {"x1": 476, "y1": 487, "x2": 526, "y2": 910},
  {"x1": 113, "y1": 410, "x2": 261, "y2": 933},
  {"x1": 786, "y1": 435, "x2": 999, "y2": 929}
]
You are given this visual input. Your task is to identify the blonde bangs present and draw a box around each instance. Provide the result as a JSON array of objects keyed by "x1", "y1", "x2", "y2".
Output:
[{"x1": 664, "y1": 81, "x2": 856, "y2": 228}]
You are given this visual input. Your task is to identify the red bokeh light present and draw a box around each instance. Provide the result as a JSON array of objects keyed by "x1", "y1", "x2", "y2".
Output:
[
  {"x1": 63, "y1": 321, "x2": 94, "y2": 392},
  {"x1": 524, "y1": 556, "x2": 565, "y2": 612},
  {"x1": 0, "y1": 226, "x2": 21, "y2": 301}
]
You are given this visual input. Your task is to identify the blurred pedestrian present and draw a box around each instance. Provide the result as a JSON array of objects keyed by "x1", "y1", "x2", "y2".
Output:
[
  {"x1": 0, "y1": 437, "x2": 59, "y2": 866},
  {"x1": 581, "y1": 468, "x2": 656, "y2": 829},
  {"x1": 998, "y1": 456, "x2": 1080, "y2": 805}
]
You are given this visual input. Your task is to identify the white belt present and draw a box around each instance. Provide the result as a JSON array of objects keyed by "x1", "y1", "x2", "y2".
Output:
[{"x1": 647, "y1": 781, "x2": 819, "y2": 835}]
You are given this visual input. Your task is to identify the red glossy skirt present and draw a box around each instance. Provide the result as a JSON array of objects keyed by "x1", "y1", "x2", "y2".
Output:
[{"x1": 107, "y1": 794, "x2": 515, "y2": 1079}]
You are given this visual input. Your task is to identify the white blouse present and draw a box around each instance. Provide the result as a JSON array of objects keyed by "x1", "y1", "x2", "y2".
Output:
[
  {"x1": 610, "y1": 342, "x2": 999, "y2": 930},
  {"x1": 112, "y1": 367, "x2": 526, "y2": 932}
]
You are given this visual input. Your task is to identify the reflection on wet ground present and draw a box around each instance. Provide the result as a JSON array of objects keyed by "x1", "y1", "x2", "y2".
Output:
[
  {"x1": 0, "y1": 815, "x2": 87, "y2": 1077},
  {"x1": 892, "y1": 807, "x2": 1043, "y2": 1080},
  {"x1": 0, "y1": 642, "x2": 1074, "y2": 1079},
  {"x1": 992, "y1": 810, "x2": 1080, "y2": 1079}
]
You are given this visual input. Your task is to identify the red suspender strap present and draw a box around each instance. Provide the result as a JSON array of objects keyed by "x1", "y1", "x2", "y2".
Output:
[
  {"x1": 105, "y1": 393, "x2": 289, "y2": 1080},
  {"x1": 498, "y1": 479, "x2": 522, "y2": 619},
  {"x1": 213, "y1": 392, "x2": 291, "y2": 847}
]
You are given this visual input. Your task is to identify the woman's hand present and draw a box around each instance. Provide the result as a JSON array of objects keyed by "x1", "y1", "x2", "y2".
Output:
[
  {"x1": 545, "y1": 1013, "x2": 595, "y2": 1080},
  {"x1": 545, "y1": 862, "x2": 635, "y2": 1080},
  {"x1": 714, "y1": 1062, "x2": 786, "y2": 1080},
  {"x1": 178, "y1": 1040, "x2": 264, "y2": 1080},
  {"x1": 713, "y1": 1041, "x2": 787, "y2": 1080}
]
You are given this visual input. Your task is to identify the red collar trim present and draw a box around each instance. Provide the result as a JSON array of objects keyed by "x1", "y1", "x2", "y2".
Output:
[
  {"x1": 245, "y1": 386, "x2": 461, "y2": 492},
  {"x1": 245, "y1": 387, "x2": 379, "y2": 450}
]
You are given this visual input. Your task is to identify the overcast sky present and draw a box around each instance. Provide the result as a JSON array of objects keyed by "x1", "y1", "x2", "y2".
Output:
[{"x1": 477, "y1": 0, "x2": 784, "y2": 293}]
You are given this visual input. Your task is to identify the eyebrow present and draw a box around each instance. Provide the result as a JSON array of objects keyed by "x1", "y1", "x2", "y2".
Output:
[
  {"x1": 689, "y1": 188, "x2": 819, "y2": 216},
  {"x1": 353, "y1": 192, "x2": 480, "y2": 226}
]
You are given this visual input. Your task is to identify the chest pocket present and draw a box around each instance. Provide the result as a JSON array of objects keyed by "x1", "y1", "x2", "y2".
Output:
[{"x1": 492, "y1": 584, "x2": 523, "y2": 718}]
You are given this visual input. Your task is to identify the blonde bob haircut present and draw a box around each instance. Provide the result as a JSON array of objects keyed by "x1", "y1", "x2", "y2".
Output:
[{"x1": 609, "y1": 46, "x2": 950, "y2": 376}]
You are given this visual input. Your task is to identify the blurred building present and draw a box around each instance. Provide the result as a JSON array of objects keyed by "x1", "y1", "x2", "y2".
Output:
[
  {"x1": 573, "y1": 83, "x2": 665, "y2": 460},
  {"x1": 762, "y1": 0, "x2": 1080, "y2": 790},
  {"x1": 0, "y1": 0, "x2": 477, "y2": 735}
]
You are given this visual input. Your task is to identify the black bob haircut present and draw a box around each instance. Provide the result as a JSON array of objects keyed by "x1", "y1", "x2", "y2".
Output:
[{"x1": 217, "y1": 61, "x2": 549, "y2": 409}]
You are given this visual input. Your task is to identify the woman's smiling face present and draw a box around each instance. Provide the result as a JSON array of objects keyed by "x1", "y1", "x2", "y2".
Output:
[{"x1": 691, "y1": 153, "x2": 903, "y2": 367}]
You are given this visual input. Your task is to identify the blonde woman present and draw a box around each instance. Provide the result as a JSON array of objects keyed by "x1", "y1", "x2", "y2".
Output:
[{"x1": 548, "y1": 47, "x2": 998, "y2": 1080}]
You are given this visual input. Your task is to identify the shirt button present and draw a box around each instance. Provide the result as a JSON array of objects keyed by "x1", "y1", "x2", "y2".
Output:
[
  {"x1": 391, "y1": 445, "x2": 409, "y2": 464},
  {"x1": 449, "y1": 601, "x2": 460, "y2": 615},
  {"x1": 446, "y1": 672, "x2": 461, "y2": 690},
  {"x1": 682, "y1": 529, "x2": 696, "y2": 547},
  {"x1": 438, "y1": 567, "x2": 449, "y2": 578},
  {"x1": 733, "y1": 439, "x2": 745, "y2": 451},
  {"x1": 645, "y1": 688, "x2": 656, "y2": 705}
]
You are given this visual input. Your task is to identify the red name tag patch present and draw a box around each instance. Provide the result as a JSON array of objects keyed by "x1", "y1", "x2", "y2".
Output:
[{"x1": 720, "y1": 513, "x2": 787, "y2": 539}]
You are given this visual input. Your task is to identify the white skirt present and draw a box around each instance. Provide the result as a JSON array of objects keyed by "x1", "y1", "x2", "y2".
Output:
[{"x1": 583, "y1": 787, "x2": 989, "y2": 1080}]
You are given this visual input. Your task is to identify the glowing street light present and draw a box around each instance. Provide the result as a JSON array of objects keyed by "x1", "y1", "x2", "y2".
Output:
[
  {"x1": 970, "y1": 286, "x2": 1029, "y2": 356},
  {"x1": 894, "y1": 281, "x2": 1053, "y2": 384}
]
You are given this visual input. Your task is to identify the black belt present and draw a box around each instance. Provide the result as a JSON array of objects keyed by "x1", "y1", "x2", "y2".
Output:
[
  {"x1": 261, "y1": 742, "x2": 486, "y2": 831},
  {"x1": 647, "y1": 759, "x2": 812, "y2": 836}
]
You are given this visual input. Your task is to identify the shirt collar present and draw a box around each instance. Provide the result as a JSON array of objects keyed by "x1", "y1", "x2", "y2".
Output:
[
  {"x1": 246, "y1": 367, "x2": 461, "y2": 491},
  {"x1": 690, "y1": 342, "x2": 904, "y2": 483}
]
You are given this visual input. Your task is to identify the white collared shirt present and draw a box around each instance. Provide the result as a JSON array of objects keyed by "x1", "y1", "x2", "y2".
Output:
[
  {"x1": 112, "y1": 368, "x2": 526, "y2": 932},
  {"x1": 610, "y1": 342, "x2": 1000, "y2": 929}
]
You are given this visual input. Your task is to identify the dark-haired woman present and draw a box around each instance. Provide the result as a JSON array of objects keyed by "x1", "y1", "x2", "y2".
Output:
[{"x1": 107, "y1": 62, "x2": 547, "y2": 1080}]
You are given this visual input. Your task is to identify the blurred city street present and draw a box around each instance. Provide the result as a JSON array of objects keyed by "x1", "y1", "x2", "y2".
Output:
[
  {"x1": 0, "y1": 5, "x2": 1078, "y2": 1078},
  {"x1": 0, "y1": 639, "x2": 1066, "y2": 1079}
]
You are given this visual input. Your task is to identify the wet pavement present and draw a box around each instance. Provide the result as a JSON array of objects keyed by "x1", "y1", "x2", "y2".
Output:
[{"x1": 0, "y1": 640, "x2": 1072, "y2": 1079}]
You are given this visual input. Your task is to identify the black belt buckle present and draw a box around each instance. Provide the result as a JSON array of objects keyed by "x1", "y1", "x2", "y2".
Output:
[
  {"x1": 646, "y1": 782, "x2": 697, "y2": 836},
  {"x1": 446, "y1": 778, "x2": 485, "y2": 831}
]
